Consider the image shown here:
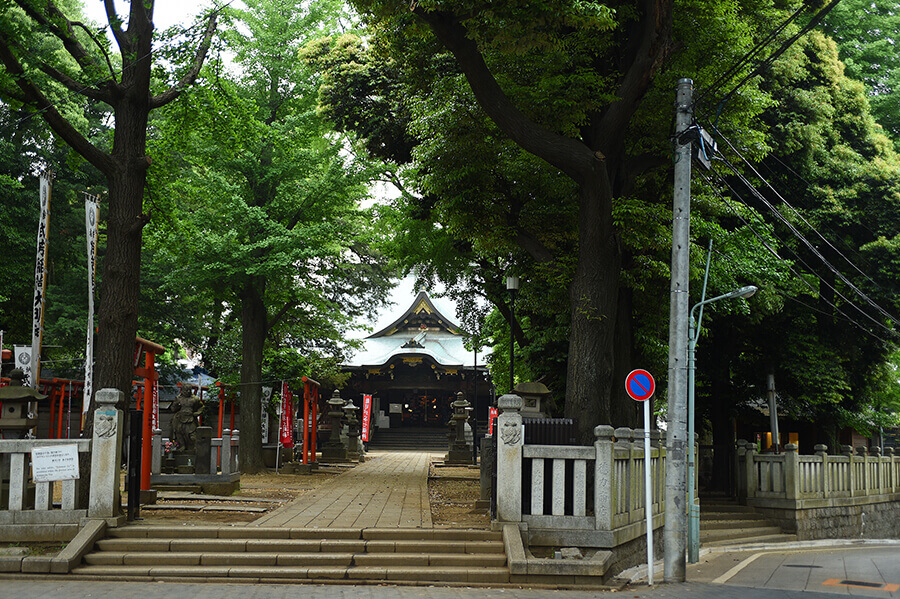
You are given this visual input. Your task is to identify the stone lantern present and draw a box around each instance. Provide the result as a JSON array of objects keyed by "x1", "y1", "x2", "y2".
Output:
[
  {"x1": 0, "y1": 369, "x2": 46, "y2": 439},
  {"x1": 343, "y1": 401, "x2": 362, "y2": 462},
  {"x1": 445, "y1": 392, "x2": 472, "y2": 464},
  {"x1": 321, "y1": 390, "x2": 348, "y2": 462}
]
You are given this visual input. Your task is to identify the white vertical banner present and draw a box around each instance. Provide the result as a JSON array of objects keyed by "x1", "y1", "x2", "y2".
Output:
[
  {"x1": 261, "y1": 386, "x2": 273, "y2": 443},
  {"x1": 31, "y1": 172, "x2": 52, "y2": 389},
  {"x1": 83, "y1": 194, "x2": 99, "y2": 413},
  {"x1": 14, "y1": 345, "x2": 33, "y2": 386}
]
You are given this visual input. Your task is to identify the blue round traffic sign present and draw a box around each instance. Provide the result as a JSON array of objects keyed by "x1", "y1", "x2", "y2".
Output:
[{"x1": 625, "y1": 369, "x2": 655, "y2": 402}]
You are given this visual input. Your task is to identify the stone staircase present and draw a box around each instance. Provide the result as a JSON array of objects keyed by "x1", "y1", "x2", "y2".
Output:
[
  {"x1": 70, "y1": 526, "x2": 509, "y2": 585},
  {"x1": 367, "y1": 427, "x2": 448, "y2": 451},
  {"x1": 700, "y1": 498, "x2": 797, "y2": 547}
]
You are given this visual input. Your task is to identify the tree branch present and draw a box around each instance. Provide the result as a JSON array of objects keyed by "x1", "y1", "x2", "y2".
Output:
[
  {"x1": 0, "y1": 33, "x2": 113, "y2": 175},
  {"x1": 14, "y1": 0, "x2": 101, "y2": 74},
  {"x1": 37, "y1": 62, "x2": 111, "y2": 103},
  {"x1": 149, "y1": 14, "x2": 218, "y2": 109},
  {"x1": 412, "y1": 7, "x2": 597, "y2": 184},
  {"x1": 594, "y1": 0, "x2": 673, "y2": 155},
  {"x1": 103, "y1": 0, "x2": 127, "y2": 51},
  {"x1": 69, "y1": 20, "x2": 118, "y2": 81}
]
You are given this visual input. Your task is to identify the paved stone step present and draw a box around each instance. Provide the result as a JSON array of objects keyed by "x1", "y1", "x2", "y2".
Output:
[
  {"x1": 95, "y1": 537, "x2": 504, "y2": 554},
  {"x1": 700, "y1": 510, "x2": 767, "y2": 521},
  {"x1": 701, "y1": 532, "x2": 798, "y2": 547},
  {"x1": 700, "y1": 518, "x2": 776, "y2": 530},
  {"x1": 83, "y1": 550, "x2": 506, "y2": 568},
  {"x1": 700, "y1": 526, "x2": 784, "y2": 542},
  {"x1": 107, "y1": 526, "x2": 500, "y2": 542},
  {"x1": 70, "y1": 564, "x2": 511, "y2": 584},
  {"x1": 698, "y1": 503, "x2": 759, "y2": 513}
]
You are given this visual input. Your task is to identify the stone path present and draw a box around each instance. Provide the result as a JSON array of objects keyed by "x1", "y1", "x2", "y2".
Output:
[{"x1": 251, "y1": 451, "x2": 436, "y2": 529}]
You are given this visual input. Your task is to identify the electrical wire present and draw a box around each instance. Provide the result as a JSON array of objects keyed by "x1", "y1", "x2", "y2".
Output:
[
  {"x1": 696, "y1": 167, "x2": 899, "y2": 346},
  {"x1": 712, "y1": 131, "x2": 900, "y2": 331}
]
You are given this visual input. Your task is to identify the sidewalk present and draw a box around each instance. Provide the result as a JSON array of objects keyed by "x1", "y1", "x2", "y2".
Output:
[{"x1": 251, "y1": 450, "x2": 436, "y2": 528}]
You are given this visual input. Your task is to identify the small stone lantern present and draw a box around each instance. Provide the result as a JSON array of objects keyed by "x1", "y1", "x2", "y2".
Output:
[
  {"x1": 445, "y1": 392, "x2": 472, "y2": 464},
  {"x1": 321, "y1": 390, "x2": 348, "y2": 462},
  {"x1": 344, "y1": 400, "x2": 361, "y2": 462},
  {"x1": 0, "y1": 369, "x2": 46, "y2": 439}
]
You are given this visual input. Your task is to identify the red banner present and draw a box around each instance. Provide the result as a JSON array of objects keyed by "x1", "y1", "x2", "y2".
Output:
[
  {"x1": 279, "y1": 382, "x2": 294, "y2": 447},
  {"x1": 361, "y1": 394, "x2": 372, "y2": 442},
  {"x1": 488, "y1": 407, "x2": 499, "y2": 436}
]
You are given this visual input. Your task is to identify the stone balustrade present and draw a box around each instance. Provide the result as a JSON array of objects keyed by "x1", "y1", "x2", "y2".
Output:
[
  {"x1": 495, "y1": 394, "x2": 668, "y2": 553},
  {"x1": 735, "y1": 440, "x2": 900, "y2": 539}
]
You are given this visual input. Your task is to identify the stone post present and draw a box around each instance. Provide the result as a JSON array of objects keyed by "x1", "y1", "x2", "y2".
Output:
[
  {"x1": 614, "y1": 427, "x2": 634, "y2": 511},
  {"x1": 495, "y1": 393, "x2": 523, "y2": 523},
  {"x1": 783, "y1": 443, "x2": 800, "y2": 500},
  {"x1": 745, "y1": 442, "x2": 757, "y2": 499},
  {"x1": 151, "y1": 429, "x2": 162, "y2": 475},
  {"x1": 478, "y1": 436, "x2": 494, "y2": 509},
  {"x1": 814, "y1": 444, "x2": 829, "y2": 497},
  {"x1": 344, "y1": 402, "x2": 361, "y2": 462},
  {"x1": 221, "y1": 430, "x2": 233, "y2": 475},
  {"x1": 594, "y1": 425, "x2": 615, "y2": 531},
  {"x1": 195, "y1": 426, "x2": 212, "y2": 474},
  {"x1": 88, "y1": 388, "x2": 125, "y2": 524}
]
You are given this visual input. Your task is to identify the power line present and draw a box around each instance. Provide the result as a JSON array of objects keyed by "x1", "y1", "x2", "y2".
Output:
[
  {"x1": 697, "y1": 167, "x2": 899, "y2": 347},
  {"x1": 713, "y1": 131, "x2": 900, "y2": 331}
]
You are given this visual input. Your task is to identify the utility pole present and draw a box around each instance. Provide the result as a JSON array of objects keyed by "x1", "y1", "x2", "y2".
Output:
[{"x1": 664, "y1": 78, "x2": 693, "y2": 583}]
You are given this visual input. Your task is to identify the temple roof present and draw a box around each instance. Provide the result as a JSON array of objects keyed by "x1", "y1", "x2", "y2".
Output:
[{"x1": 344, "y1": 291, "x2": 486, "y2": 369}]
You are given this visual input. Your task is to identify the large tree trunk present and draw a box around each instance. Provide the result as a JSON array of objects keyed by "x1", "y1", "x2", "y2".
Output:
[
  {"x1": 564, "y1": 167, "x2": 622, "y2": 444},
  {"x1": 239, "y1": 277, "x2": 268, "y2": 473}
]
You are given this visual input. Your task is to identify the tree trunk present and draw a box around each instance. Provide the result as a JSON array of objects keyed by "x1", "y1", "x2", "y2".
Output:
[
  {"x1": 239, "y1": 277, "x2": 268, "y2": 473},
  {"x1": 611, "y1": 285, "x2": 639, "y2": 428},
  {"x1": 564, "y1": 168, "x2": 622, "y2": 444}
]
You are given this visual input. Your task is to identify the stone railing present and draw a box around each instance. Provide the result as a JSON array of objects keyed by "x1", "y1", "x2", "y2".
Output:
[
  {"x1": 0, "y1": 388, "x2": 125, "y2": 541},
  {"x1": 495, "y1": 394, "x2": 667, "y2": 549},
  {"x1": 734, "y1": 441, "x2": 900, "y2": 539},
  {"x1": 736, "y1": 441, "x2": 900, "y2": 503}
]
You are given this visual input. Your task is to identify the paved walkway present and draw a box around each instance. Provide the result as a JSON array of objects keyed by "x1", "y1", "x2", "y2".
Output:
[{"x1": 251, "y1": 451, "x2": 436, "y2": 529}]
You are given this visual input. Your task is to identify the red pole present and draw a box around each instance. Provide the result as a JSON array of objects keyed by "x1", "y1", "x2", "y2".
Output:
[
  {"x1": 55, "y1": 381, "x2": 66, "y2": 440},
  {"x1": 302, "y1": 382, "x2": 310, "y2": 464},
  {"x1": 311, "y1": 386, "x2": 318, "y2": 463},
  {"x1": 48, "y1": 380, "x2": 58, "y2": 439},
  {"x1": 141, "y1": 350, "x2": 154, "y2": 492}
]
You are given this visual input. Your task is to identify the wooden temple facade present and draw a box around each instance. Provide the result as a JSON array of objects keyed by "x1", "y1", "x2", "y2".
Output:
[{"x1": 342, "y1": 292, "x2": 492, "y2": 429}]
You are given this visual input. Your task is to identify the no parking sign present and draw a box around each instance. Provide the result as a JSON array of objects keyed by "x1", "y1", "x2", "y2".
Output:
[{"x1": 625, "y1": 369, "x2": 655, "y2": 402}]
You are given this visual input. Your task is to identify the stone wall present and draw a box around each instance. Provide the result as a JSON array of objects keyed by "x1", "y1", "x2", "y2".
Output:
[{"x1": 754, "y1": 497, "x2": 900, "y2": 540}]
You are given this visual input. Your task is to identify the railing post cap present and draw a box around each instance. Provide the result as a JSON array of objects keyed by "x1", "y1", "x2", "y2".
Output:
[
  {"x1": 594, "y1": 425, "x2": 615, "y2": 440},
  {"x1": 95, "y1": 388, "x2": 122, "y2": 406},
  {"x1": 871, "y1": 446, "x2": 882, "y2": 456},
  {"x1": 153, "y1": 428, "x2": 162, "y2": 435},
  {"x1": 613, "y1": 427, "x2": 633, "y2": 441},
  {"x1": 497, "y1": 394, "x2": 523, "y2": 410},
  {"x1": 785, "y1": 443, "x2": 798, "y2": 452},
  {"x1": 841, "y1": 444, "x2": 853, "y2": 455},
  {"x1": 884, "y1": 447, "x2": 894, "y2": 457},
  {"x1": 737, "y1": 439, "x2": 748, "y2": 448},
  {"x1": 814, "y1": 444, "x2": 828, "y2": 454},
  {"x1": 856, "y1": 445, "x2": 869, "y2": 455}
]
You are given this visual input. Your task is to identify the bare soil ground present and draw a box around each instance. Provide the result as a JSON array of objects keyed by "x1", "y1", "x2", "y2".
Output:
[{"x1": 428, "y1": 464, "x2": 490, "y2": 529}]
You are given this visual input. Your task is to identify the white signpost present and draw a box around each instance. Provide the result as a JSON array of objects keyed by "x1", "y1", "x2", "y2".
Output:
[{"x1": 625, "y1": 369, "x2": 656, "y2": 586}]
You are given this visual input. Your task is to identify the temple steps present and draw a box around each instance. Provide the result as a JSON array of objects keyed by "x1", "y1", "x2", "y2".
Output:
[
  {"x1": 366, "y1": 427, "x2": 448, "y2": 450},
  {"x1": 70, "y1": 526, "x2": 511, "y2": 585},
  {"x1": 700, "y1": 498, "x2": 798, "y2": 547}
]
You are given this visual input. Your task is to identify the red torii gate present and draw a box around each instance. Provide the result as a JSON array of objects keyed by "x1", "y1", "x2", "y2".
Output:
[{"x1": 133, "y1": 336, "x2": 164, "y2": 494}]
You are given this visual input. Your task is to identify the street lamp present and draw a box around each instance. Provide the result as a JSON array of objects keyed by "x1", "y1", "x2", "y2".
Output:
[
  {"x1": 506, "y1": 275, "x2": 520, "y2": 393},
  {"x1": 687, "y1": 284, "x2": 757, "y2": 563}
]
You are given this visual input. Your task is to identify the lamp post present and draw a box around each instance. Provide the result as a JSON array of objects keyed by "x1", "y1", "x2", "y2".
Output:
[
  {"x1": 686, "y1": 284, "x2": 757, "y2": 563},
  {"x1": 506, "y1": 275, "x2": 520, "y2": 393}
]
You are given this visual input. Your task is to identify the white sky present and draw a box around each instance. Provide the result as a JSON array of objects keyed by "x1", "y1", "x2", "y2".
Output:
[{"x1": 81, "y1": 0, "x2": 210, "y2": 31}]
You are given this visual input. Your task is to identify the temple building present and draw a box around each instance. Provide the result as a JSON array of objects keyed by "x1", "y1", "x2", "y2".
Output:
[{"x1": 342, "y1": 291, "x2": 492, "y2": 430}]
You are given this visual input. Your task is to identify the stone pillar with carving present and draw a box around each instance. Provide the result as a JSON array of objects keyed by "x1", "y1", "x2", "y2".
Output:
[
  {"x1": 495, "y1": 393, "x2": 523, "y2": 523},
  {"x1": 88, "y1": 388, "x2": 125, "y2": 524},
  {"x1": 322, "y1": 390, "x2": 348, "y2": 462}
]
